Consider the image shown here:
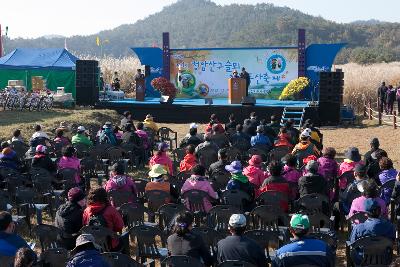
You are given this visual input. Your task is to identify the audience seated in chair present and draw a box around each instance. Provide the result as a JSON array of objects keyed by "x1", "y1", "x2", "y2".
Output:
[
  {"x1": 205, "y1": 114, "x2": 225, "y2": 134},
  {"x1": 317, "y1": 147, "x2": 338, "y2": 181},
  {"x1": 272, "y1": 214, "x2": 334, "y2": 267},
  {"x1": 58, "y1": 146, "x2": 82, "y2": 185},
  {"x1": 180, "y1": 127, "x2": 202, "y2": 148},
  {"x1": 338, "y1": 147, "x2": 364, "y2": 189},
  {"x1": 274, "y1": 127, "x2": 293, "y2": 149},
  {"x1": 31, "y1": 145, "x2": 57, "y2": 173},
  {"x1": 243, "y1": 155, "x2": 267, "y2": 191},
  {"x1": 0, "y1": 211, "x2": 31, "y2": 257},
  {"x1": 66, "y1": 234, "x2": 110, "y2": 267},
  {"x1": 55, "y1": 187, "x2": 86, "y2": 250},
  {"x1": 217, "y1": 214, "x2": 267, "y2": 267},
  {"x1": 179, "y1": 145, "x2": 198, "y2": 173},
  {"x1": 181, "y1": 165, "x2": 218, "y2": 213},
  {"x1": 145, "y1": 164, "x2": 180, "y2": 201},
  {"x1": 378, "y1": 157, "x2": 397, "y2": 204},
  {"x1": 167, "y1": 211, "x2": 214, "y2": 266},
  {"x1": 150, "y1": 142, "x2": 174, "y2": 175},
  {"x1": 143, "y1": 114, "x2": 159, "y2": 132},
  {"x1": 82, "y1": 188, "x2": 124, "y2": 251},
  {"x1": 250, "y1": 126, "x2": 271, "y2": 149},
  {"x1": 298, "y1": 160, "x2": 327, "y2": 198},
  {"x1": 225, "y1": 161, "x2": 255, "y2": 209},
  {"x1": 72, "y1": 126, "x2": 93, "y2": 148}
]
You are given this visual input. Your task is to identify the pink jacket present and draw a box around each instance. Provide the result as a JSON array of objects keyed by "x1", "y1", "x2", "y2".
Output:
[
  {"x1": 104, "y1": 174, "x2": 138, "y2": 206},
  {"x1": 348, "y1": 196, "x2": 388, "y2": 218},
  {"x1": 149, "y1": 152, "x2": 174, "y2": 175},
  {"x1": 282, "y1": 165, "x2": 301, "y2": 183},
  {"x1": 58, "y1": 156, "x2": 81, "y2": 183},
  {"x1": 243, "y1": 165, "x2": 266, "y2": 189},
  {"x1": 181, "y1": 176, "x2": 218, "y2": 213},
  {"x1": 317, "y1": 157, "x2": 338, "y2": 180},
  {"x1": 338, "y1": 160, "x2": 363, "y2": 189}
]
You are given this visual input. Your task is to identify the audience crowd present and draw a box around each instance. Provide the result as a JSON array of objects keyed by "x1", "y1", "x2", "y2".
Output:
[{"x1": 0, "y1": 111, "x2": 399, "y2": 267}]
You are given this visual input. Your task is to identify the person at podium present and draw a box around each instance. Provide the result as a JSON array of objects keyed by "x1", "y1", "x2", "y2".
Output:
[
  {"x1": 240, "y1": 67, "x2": 251, "y2": 96},
  {"x1": 231, "y1": 69, "x2": 240, "y2": 78},
  {"x1": 134, "y1": 69, "x2": 145, "y2": 81}
]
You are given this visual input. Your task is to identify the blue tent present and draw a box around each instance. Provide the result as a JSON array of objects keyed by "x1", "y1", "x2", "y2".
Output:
[{"x1": 0, "y1": 48, "x2": 79, "y2": 97}]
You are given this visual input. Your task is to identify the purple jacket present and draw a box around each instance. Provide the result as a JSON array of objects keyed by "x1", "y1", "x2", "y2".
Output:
[
  {"x1": 181, "y1": 176, "x2": 218, "y2": 213},
  {"x1": 104, "y1": 175, "x2": 138, "y2": 205},
  {"x1": 282, "y1": 165, "x2": 301, "y2": 183},
  {"x1": 379, "y1": 169, "x2": 397, "y2": 204},
  {"x1": 317, "y1": 157, "x2": 338, "y2": 181},
  {"x1": 348, "y1": 196, "x2": 388, "y2": 218}
]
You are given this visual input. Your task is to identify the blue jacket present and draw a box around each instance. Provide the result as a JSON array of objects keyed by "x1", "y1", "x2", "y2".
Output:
[
  {"x1": 0, "y1": 232, "x2": 30, "y2": 256},
  {"x1": 273, "y1": 238, "x2": 334, "y2": 267},
  {"x1": 350, "y1": 218, "x2": 395, "y2": 243},
  {"x1": 250, "y1": 133, "x2": 271, "y2": 148},
  {"x1": 66, "y1": 249, "x2": 110, "y2": 267}
]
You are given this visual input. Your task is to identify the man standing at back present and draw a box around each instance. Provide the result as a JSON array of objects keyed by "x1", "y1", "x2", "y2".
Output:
[
  {"x1": 217, "y1": 214, "x2": 267, "y2": 267},
  {"x1": 273, "y1": 214, "x2": 334, "y2": 267},
  {"x1": 378, "y1": 81, "x2": 388, "y2": 113},
  {"x1": 240, "y1": 67, "x2": 251, "y2": 96}
]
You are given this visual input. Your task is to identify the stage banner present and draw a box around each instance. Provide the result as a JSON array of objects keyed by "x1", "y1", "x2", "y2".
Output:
[{"x1": 170, "y1": 48, "x2": 298, "y2": 99}]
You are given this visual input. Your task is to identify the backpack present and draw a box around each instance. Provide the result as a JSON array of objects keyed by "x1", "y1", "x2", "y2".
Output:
[{"x1": 88, "y1": 206, "x2": 108, "y2": 227}]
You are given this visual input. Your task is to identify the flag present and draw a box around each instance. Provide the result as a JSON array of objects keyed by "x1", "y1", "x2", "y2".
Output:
[
  {"x1": 64, "y1": 38, "x2": 68, "y2": 50},
  {"x1": 96, "y1": 36, "x2": 100, "y2": 46}
]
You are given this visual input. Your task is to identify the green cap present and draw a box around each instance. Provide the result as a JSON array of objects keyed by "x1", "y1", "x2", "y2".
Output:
[{"x1": 290, "y1": 214, "x2": 310, "y2": 230}]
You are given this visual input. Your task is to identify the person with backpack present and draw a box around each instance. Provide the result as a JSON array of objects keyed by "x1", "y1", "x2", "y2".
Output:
[
  {"x1": 82, "y1": 188, "x2": 124, "y2": 251},
  {"x1": 104, "y1": 161, "x2": 138, "y2": 206},
  {"x1": 291, "y1": 129, "x2": 320, "y2": 167}
]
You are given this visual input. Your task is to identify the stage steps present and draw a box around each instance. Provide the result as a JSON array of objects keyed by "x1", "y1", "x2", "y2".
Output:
[{"x1": 280, "y1": 107, "x2": 306, "y2": 130}]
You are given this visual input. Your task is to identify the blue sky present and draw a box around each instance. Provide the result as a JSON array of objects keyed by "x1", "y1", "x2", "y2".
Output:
[{"x1": 1, "y1": 0, "x2": 399, "y2": 38}]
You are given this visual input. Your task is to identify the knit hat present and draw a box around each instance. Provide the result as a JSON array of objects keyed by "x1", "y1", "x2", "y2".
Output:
[
  {"x1": 249, "y1": 155, "x2": 262, "y2": 166},
  {"x1": 345, "y1": 147, "x2": 361, "y2": 162},
  {"x1": 149, "y1": 164, "x2": 168, "y2": 178},
  {"x1": 300, "y1": 128, "x2": 311, "y2": 138},
  {"x1": 225, "y1": 161, "x2": 242, "y2": 174},
  {"x1": 35, "y1": 145, "x2": 47, "y2": 153},
  {"x1": 229, "y1": 214, "x2": 246, "y2": 228},
  {"x1": 290, "y1": 214, "x2": 310, "y2": 230},
  {"x1": 68, "y1": 187, "x2": 85, "y2": 202}
]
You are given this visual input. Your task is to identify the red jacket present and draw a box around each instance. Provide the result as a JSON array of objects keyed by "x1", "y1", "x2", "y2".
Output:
[
  {"x1": 179, "y1": 153, "x2": 197, "y2": 172},
  {"x1": 259, "y1": 176, "x2": 290, "y2": 212},
  {"x1": 82, "y1": 203, "x2": 124, "y2": 249}
]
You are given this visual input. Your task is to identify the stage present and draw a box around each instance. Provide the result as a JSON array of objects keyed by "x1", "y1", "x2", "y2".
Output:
[{"x1": 95, "y1": 97, "x2": 319, "y2": 124}]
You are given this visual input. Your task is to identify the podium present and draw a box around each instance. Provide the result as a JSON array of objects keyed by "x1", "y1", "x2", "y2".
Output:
[
  {"x1": 136, "y1": 78, "x2": 145, "y2": 101},
  {"x1": 228, "y1": 78, "x2": 246, "y2": 104}
]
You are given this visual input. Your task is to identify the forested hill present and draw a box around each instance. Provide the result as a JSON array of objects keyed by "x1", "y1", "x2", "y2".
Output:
[{"x1": 4, "y1": 0, "x2": 400, "y2": 63}]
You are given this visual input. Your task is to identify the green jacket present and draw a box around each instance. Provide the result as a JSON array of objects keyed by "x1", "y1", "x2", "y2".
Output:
[{"x1": 71, "y1": 133, "x2": 93, "y2": 147}]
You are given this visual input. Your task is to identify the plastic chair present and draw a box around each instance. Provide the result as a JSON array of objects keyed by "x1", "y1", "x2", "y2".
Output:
[
  {"x1": 15, "y1": 186, "x2": 48, "y2": 226},
  {"x1": 192, "y1": 226, "x2": 223, "y2": 257},
  {"x1": 250, "y1": 205, "x2": 288, "y2": 231},
  {"x1": 158, "y1": 127, "x2": 178, "y2": 149},
  {"x1": 157, "y1": 203, "x2": 186, "y2": 234},
  {"x1": 80, "y1": 225, "x2": 117, "y2": 252},
  {"x1": 133, "y1": 179, "x2": 148, "y2": 200},
  {"x1": 256, "y1": 190, "x2": 288, "y2": 210},
  {"x1": 108, "y1": 190, "x2": 135, "y2": 208},
  {"x1": 181, "y1": 189, "x2": 209, "y2": 214},
  {"x1": 218, "y1": 260, "x2": 257, "y2": 267},
  {"x1": 58, "y1": 168, "x2": 78, "y2": 191},
  {"x1": 243, "y1": 229, "x2": 281, "y2": 262},
  {"x1": 346, "y1": 236, "x2": 393, "y2": 267},
  {"x1": 146, "y1": 190, "x2": 171, "y2": 213},
  {"x1": 221, "y1": 190, "x2": 251, "y2": 211},
  {"x1": 295, "y1": 193, "x2": 330, "y2": 215},
  {"x1": 129, "y1": 224, "x2": 167, "y2": 266},
  {"x1": 161, "y1": 255, "x2": 204, "y2": 267},
  {"x1": 207, "y1": 205, "x2": 241, "y2": 234},
  {"x1": 102, "y1": 252, "x2": 144, "y2": 267},
  {"x1": 119, "y1": 202, "x2": 151, "y2": 228},
  {"x1": 308, "y1": 231, "x2": 338, "y2": 252},
  {"x1": 33, "y1": 224, "x2": 62, "y2": 252},
  {"x1": 39, "y1": 248, "x2": 68, "y2": 267}
]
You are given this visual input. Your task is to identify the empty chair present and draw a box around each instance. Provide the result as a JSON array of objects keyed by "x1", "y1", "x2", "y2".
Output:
[
  {"x1": 250, "y1": 205, "x2": 288, "y2": 231},
  {"x1": 192, "y1": 226, "x2": 223, "y2": 258},
  {"x1": 119, "y1": 203, "x2": 150, "y2": 227},
  {"x1": 133, "y1": 178, "x2": 148, "y2": 199},
  {"x1": 158, "y1": 127, "x2": 178, "y2": 149},
  {"x1": 243, "y1": 230, "x2": 280, "y2": 262},
  {"x1": 80, "y1": 225, "x2": 117, "y2": 252},
  {"x1": 207, "y1": 205, "x2": 241, "y2": 234},
  {"x1": 102, "y1": 252, "x2": 143, "y2": 267},
  {"x1": 162, "y1": 255, "x2": 204, "y2": 267},
  {"x1": 33, "y1": 224, "x2": 62, "y2": 252},
  {"x1": 158, "y1": 203, "x2": 186, "y2": 234},
  {"x1": 295, "y1": 193, "x2": 330, "y2": 215},
  {"x1": 221, "y1": 190, "x2": 251, "y2": 212},
  {"x1": 108, "y1": 190, "x2": 135, "y2": 208}
]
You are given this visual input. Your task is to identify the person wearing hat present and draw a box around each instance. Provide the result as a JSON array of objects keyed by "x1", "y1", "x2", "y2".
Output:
[
  {"x1": 273, "y1": 214, "x2": 334, "y2": 267},
  {"x1": 378, "y1": 157, "x2": 397, "y2": 204},
  {"x1": 0, "y1": 147, "x2": 20, "y2": 170},
  {"x1": 338, "y1": 147, "x2": 364, "y2": 189},
  {"x1": 55, "y1": 187, "x2": 86, "y2": 250},
  {"x1": 66, "y1": 234, "x2": 110, "y2": 267},
  {"x1": 145, "y1": 164, "x2": 179, "y2": 202},
  {"x1": 99, "y1": 122, "x2": 118, "y2": 145},
  {"x1": 120, "y1": 111, "x2": 133, "y2": 129},
  {"x1": 72, "y1": 126, "x2": 93, "y2": 148},
  {"x1": 0, "y1": 211, "x2": 31, "y2": 257},
  {"x1": 183, "y1": 123, "x2": 204, "y2": 141},
  {"x1": 58, "y1": 146, "x2": 82, "y2": 185},
  {"x1": 226, "y1": 161, "x2": 255, "y2": 210},
  {"x1": 143, "y1": 114, "x2": 159, "y2": 132},
  {"x1": 56, "y1": 121, "x2": 72, "y2": 140},
  {"x1": 181, "y1": 164, "x2": 218, "y2": 213},
  {"x1": 217, "y1": 214, "x2": 267, "y2": 267},
  {"x1": 298, "y1": 160, "x2": 327, "y2": 198},
  {"x1": 348, "y1": 180, "x2": 388, "y2": 218},
  {"x1": 364, "y1": 137, "x2": 384, "y2": 167},
  {"x1": 82, "y1": 188, "x2": 124, "y2": 251},
  {"x1": 291, "y1": 129, "x2": 320, "y2": 167},
  {"x1": 104, "y1": 161, "x2": 138, "y2": 206},
  {"x1": 149, "y1": 142, "x2": 174, "y2": 175},
  {"x1": 250, "y1": 125, "x2": 271, "y2": 150},
  {"x1": 31, "y1": 145, "x2": 57, "y2": 173},
  {"x1": 243, "y1": 155, "x2": 267, "y2": 190}
]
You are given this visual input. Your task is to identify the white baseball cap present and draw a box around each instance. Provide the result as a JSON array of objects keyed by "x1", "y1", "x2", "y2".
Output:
[
  {"x1": 229, "y1": 214, "x2": 246, "y2": 228},
  {"x1": 77, "y1": 126, "x2": 86, "y2": 132},
  {"x1": 190, "y1": 123, "x2": 198, "y2": 129}
]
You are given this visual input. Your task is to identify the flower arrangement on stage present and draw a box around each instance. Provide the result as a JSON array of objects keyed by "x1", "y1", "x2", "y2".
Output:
[
  {"x1": 151, "y1": 77, "x2": 177, "y2": 99},
  {"x1": 279, "y1": 77, "x2": 310, "y2": 100}
]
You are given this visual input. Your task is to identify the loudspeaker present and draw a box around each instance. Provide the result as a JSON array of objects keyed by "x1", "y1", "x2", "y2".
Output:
[
  {"x1": 76, "y1": 60, "x2": 99, "y2": 105},
  {"x1": 318, "y1": 102, "x2": 341, "y2": 125},
  {"x1": 319, "y1": 71, "x2": 344, "y2": 104},
  {"x1": 241, "y1": 96, "x2": 256, "y2": 106},
  {"x1": 144, "y1": 65, "x2": 151, "y2": 77}
]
